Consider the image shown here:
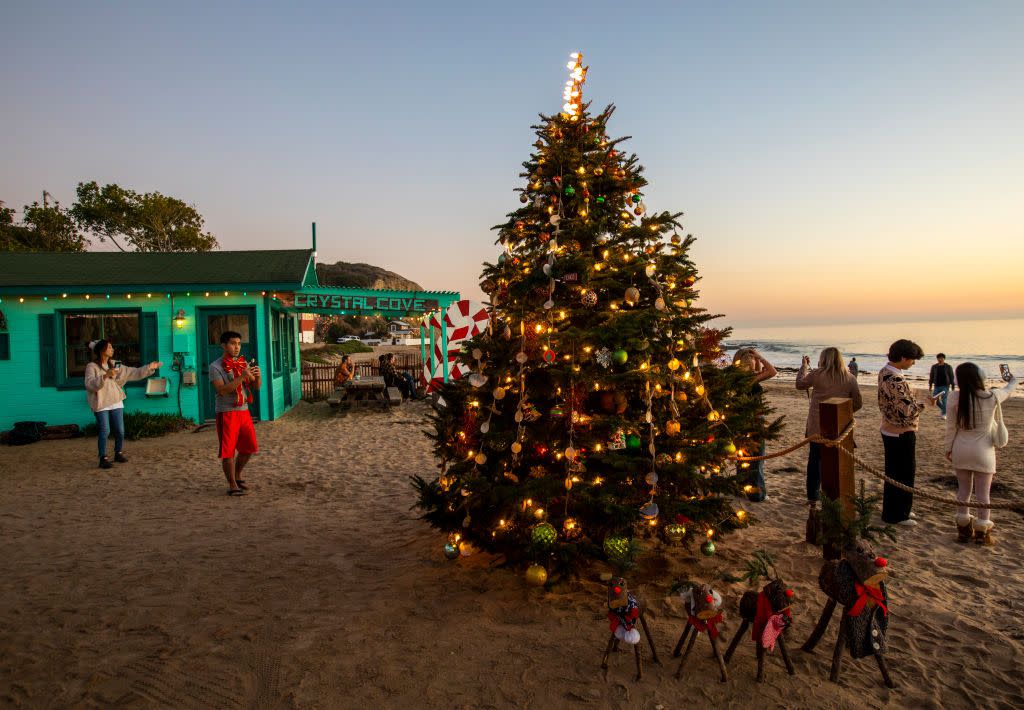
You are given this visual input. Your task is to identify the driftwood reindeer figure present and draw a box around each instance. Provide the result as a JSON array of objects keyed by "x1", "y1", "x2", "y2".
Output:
[
  {"x1": 600, "y1": 577, "x2": 660, "y2": 681},
  {"x1": 723, "y1": 551, "x2": 796, "y2": 682},
  {"x1": 802, "y1": 540, "x2": 895, "y2": 688},
  {"x1": 672, "y1": 583, "x2": 728, "y2": 683}
]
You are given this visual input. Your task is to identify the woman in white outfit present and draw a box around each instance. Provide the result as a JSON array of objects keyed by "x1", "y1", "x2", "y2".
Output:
[{"x1": 944, "y1": 363, "x2": 1016, "y2": 546}]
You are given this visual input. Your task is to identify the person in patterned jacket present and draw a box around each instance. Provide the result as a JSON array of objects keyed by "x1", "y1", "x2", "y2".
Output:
[{"x1": 877, "y1": 339, "x2": 932, "y2": 525}]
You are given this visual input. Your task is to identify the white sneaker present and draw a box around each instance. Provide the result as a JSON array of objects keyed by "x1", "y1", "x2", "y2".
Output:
[
  {"x1": 909, "y1": 511, "x2": 917, "y2": 519},
  {"x1": 941, "y1": 414, "x2": 947, "y2": 420},
  {"x1": 896, "y1": 519, "x2": 918, "y2": 527}
]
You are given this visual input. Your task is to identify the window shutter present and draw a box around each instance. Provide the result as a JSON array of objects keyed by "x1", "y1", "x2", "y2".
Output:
[
  {"x1": 38, "y1": 314, "x2": 56, "y2": 387},
  {"x1": 141, "y1": 312, "x2": 159, "y2": 374}
]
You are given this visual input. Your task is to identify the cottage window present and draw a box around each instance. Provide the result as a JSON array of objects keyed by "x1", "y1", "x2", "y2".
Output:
[
  {"x1": 63, "y1": 311, "x2": 141, "y2": 379},
  {"x1": 0, "y1": 333, "x2": 9, "y2": 360}
]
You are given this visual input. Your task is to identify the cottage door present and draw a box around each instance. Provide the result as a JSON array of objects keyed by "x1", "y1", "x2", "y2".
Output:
[{"x1": 198, "y1": 307, "x2": 260, "y2": 422}]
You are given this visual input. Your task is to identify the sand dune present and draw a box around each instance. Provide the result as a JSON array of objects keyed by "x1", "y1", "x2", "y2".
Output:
[{"x1": 1, "y1": 383, "x2": 1022, "y2": 708}]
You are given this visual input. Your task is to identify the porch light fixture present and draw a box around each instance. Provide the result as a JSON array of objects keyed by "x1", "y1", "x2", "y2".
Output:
[{"x1": 174, "y1": 309, "x2": 187, "y2": 329}]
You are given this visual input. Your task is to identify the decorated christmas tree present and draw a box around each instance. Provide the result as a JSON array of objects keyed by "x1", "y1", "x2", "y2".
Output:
[{"x1": 413, "y1": 53, "x2": 779, "y2": 582}]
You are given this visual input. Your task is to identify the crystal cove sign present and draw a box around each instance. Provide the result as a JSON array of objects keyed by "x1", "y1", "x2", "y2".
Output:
[{"x1": 292, "y1": 292, "x2": 441, "y2": 313}]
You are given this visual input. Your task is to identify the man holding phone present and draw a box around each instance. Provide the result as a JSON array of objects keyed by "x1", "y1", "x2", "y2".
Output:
[{"x1": 209, "y1": 331, "x2": 262, "y2": 495}]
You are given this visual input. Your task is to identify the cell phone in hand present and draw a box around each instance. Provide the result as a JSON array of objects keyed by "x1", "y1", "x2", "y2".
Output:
[{"x1": 1000, "y1": 364, "x2": 1012, "y2": 382}]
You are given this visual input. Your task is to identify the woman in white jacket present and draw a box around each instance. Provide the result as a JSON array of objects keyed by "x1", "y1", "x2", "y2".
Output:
[
  {"x1": 944, "y1": 362, "x2": 1016, "y2": 546},
  {"x1": 84, "y1": 339, "x2": 161, "y2": 469}
]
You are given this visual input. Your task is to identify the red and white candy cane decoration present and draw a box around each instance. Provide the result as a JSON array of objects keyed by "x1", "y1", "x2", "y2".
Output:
[{"x1": 422, "y1": 300, "x2": 490, "y2": 393}]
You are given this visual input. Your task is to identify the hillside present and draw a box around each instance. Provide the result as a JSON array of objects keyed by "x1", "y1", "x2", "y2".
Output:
[{"x1": 315, "y1": 261, "x2": 422, "y2": 291}]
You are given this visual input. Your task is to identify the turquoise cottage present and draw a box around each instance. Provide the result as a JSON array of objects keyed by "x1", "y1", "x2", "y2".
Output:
[{"x1": 0, "y1": 249, "x2": 459, "y2": 431}]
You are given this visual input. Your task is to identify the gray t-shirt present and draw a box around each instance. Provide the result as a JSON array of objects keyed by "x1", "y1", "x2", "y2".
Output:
[{"x1": 209, "y1": 356, "x2": 251, "y2": 413}]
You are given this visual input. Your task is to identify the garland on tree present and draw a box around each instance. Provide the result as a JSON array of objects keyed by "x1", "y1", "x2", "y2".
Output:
[{"x1": 412, "y1": 53, "x2": 781, "y2": 578}]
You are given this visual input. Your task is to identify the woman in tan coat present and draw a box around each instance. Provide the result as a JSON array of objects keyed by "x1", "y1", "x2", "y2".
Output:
[
  {"x1": 84, "y1": 339, "x2": 162, "y2": 469},
  {"x1": 796, "y1": 347, "x2": 862, "y2": 505}
]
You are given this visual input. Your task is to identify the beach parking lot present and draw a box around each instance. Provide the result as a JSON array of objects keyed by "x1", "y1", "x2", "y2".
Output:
[{"x1": 1, "y1": 383, "x2": 1022, "y2": 709}]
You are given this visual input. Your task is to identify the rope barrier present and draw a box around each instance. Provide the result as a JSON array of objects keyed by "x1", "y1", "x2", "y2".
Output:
[{"x1": 730, "y1": 420, "x2": 1023, "y2": 512}]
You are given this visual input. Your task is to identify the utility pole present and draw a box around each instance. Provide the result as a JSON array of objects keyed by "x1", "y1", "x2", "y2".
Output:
[{"x1": 42, "y1": 190, "x2": 52, "y2": 207}]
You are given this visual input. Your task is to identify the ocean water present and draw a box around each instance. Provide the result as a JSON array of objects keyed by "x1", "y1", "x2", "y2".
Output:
[{"x1": 725, "y1": 318, "x2": 1024, "y2": 395}]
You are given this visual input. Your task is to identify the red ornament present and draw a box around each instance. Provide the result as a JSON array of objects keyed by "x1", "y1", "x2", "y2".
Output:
[
  {"x1": 543, "y1": 348, "x2": 557, "y2": 363},
  {"x1": 539, "y1": 231, "x2": 551, "y2": 243},
  {"x1": 785, "y1": 589, "x2": 795, "y2": 598},
  {"x1": 874, "y1": 557, "x2": 888, "y2": 568},
  {"x1": 613, "y1": 586, "x2": 622, "y2": 594},
  {"x1": 674, "y1": 514, "x2": 691, "y2": 525},
  {"x1": 515, "y1": 221, "x2": 525, "y2": 230},
  {"x1": 705, "y1": 594, "x2": 714, "y2": 603}
]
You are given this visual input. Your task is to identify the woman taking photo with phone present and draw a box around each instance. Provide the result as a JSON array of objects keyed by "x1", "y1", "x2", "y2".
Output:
[
  {"x1": 944, "y1": 363, "x2": 1016, "y2": 546},
  {"x1": 84, "y1": 339, "x2": 162, "y2": 469}
]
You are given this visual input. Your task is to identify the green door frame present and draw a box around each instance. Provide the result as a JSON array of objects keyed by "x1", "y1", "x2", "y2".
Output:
[{"x1": 197, "y1": 306, "x2": 260, "y2": 422}]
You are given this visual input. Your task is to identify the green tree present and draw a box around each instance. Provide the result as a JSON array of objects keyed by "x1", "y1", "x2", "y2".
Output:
[
  {"x1": 0, "y1": 199, "x2": 87, "y2": 252},
  {"x1": 71, "y1": 181, "x2": 218, "y2": 252},
  {"x1": 413, "y1": 55, "x2": 780, "y2": 578}
]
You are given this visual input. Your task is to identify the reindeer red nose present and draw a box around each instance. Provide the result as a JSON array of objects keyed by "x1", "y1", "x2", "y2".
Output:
[
  {"x1": 874, "y1": 557, "x2": 888, "y2": 568},
  {"x1": 613, "y1": 586, "x2": 622, "y2": 595},
  {"x1": 705, "y1": 594, "x2": 714, "y2": 603},
  {"x1": 785, "y1": 589, "x2": 794, "y2": 598}
]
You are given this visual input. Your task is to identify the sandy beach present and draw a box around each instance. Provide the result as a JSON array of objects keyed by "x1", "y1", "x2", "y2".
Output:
[{"x1": 1, "y1": 382, "x2": 1022, "y2": 709}]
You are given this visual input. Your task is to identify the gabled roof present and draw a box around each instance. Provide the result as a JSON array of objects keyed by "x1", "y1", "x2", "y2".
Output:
[{"x1": 0, "y1": 249, "x2": 317, "y2": 292}]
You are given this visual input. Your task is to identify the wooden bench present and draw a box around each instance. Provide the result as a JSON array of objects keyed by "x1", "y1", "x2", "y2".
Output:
[{"x1": 328, "y1": 377, "x2": 402, "y2": 412}]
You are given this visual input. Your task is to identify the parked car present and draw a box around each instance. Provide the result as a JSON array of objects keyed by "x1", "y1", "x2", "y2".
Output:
[{"x1": 337, "y1": 335, "x2": 360, "y2": 342}]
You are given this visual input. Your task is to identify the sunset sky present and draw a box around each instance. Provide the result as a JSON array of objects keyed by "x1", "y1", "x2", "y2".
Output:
[{"x1": 2, "y1": 1, "x2": 1022, "y2": 326}]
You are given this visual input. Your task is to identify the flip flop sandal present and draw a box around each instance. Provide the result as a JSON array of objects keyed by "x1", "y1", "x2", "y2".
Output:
[
  {"x1": 226, "y1": 488, "x2": 248, "y2": 496},
  {"x1": 236, "y1": 479, "x2": 249, "y2": 489}
]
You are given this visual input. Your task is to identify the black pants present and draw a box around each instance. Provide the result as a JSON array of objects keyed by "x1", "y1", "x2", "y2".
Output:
[{"x1": 881, "y1": 432, "x2": 915, "y2": 523}]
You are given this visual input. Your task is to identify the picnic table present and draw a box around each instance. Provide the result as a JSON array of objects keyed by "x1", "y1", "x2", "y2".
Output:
[{"x1": 327, "y1": 376, "x2": 402, "y2": 411}]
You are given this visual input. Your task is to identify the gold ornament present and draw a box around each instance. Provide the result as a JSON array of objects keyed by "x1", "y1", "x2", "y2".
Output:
[
  {"x1": 511, "y1": 441, "x2": 522, "y2": 454},
  {"x1": 493, "y1": 386, "x2": 506, "y2": 400},
  {"x1": 667, "y1": 357, "x2": 681, "y2": 371},
  {"x1": 665, "y1": 420, "x2": 681, "y2": 436},
  {"x1": 624, "y1": 287, "x2": 640, "y2": 306},
  {"x1": 525, "y1": 564, "x2": 548, "y2": 586}
]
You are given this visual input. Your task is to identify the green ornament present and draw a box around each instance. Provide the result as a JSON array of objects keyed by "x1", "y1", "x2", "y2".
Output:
[
  {"x1": 564, "y1": 185, "x2": 576, "y2": 197},
  {"x1": 612, "y1": 349, "x2": 628, "y2": 365},
  {"x1": 665, "y1": 523, "x2": 686, "y2": 543},
  {"x1": 498, "y1": 252, "x2": 507, "y2": 264},
  {"x1": 631, "y1": 193, "x2": 642, "y2": 203},
  {"x1": 626, "y1": 434, "x2": 642, "y2": 450},
  {"x1": 596, "y1": 196, "x2": 606, "y2": 204},
  {"x1": 532, "y1": 522, "x2": 557, "y2": 547},
  {"x1": 603, "y1": 535, "x2": 630, "y2": 561},
  {"x1": 701, "y1": 540, "x2": 717, "y2": 557},
  {"x1": 444, "y1": 542, "x2": 460, "y2": 560}
]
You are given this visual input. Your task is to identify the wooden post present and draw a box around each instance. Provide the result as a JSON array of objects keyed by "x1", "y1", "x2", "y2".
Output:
[{"x1": 819, "y1": 398, "x2": 855, "y2": 521}]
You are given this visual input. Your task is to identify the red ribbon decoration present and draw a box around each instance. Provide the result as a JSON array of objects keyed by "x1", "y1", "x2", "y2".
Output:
[
  {"x1": 687, "y1": 613, "x2": 723, "y2": 640},
  {"x1": 847, "y1": 582, "x2": 888, "y2": 618},
  {"x1": 223, "y1": 356, "x2": 252, "y2": 407},
  {"x1": 752, "y1": 591, "x2": 792, "y2": 643}
]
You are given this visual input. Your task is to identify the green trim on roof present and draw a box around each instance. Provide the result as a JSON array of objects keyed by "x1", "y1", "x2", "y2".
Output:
[{"x1": 0, "y1": 250, "x2": 314, "y2": 289}]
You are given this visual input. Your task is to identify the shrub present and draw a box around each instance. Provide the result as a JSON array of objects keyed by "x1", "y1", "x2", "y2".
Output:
[{"x1": 84, "y1": 411, "x2": 194, "y2": 440}]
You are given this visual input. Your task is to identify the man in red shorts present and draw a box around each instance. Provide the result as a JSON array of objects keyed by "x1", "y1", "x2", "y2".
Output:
[{"x1": 209, "y1": 331, "x2": 261, "y2": 496}]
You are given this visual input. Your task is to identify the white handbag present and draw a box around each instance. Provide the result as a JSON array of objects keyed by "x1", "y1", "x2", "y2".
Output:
[{"x1": 991, "y1": 396, "x2": 1009, "y2": 449}]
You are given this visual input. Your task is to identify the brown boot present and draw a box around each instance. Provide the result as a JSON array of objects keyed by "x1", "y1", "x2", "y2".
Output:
[
  {"x1": 955, "y1": 514, "x2": 974, "y2": 544},
  {"x1": 974, "y1": 522, "x2": 995, "y2": 546}
]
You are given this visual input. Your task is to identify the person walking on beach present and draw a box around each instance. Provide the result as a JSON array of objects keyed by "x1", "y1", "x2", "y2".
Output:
[
  {"x1": 210, "y1": 331, "x2": 261, "y2": 496},
  {"x1": 929, "y1": 353, "x2": 955, "y2": 420},
  {"x1": 733, "y1": 347, "x2": 777, "y2": 502},
  {"x1": 878, "y1": 339, "x2": 932, "y2": 526},
  {"x1": 84, "y1": 339, "x2": 162, "y2": 469},
  {"x1": 848, "y1": 357, "x2": 859, "y2": 377},
  {"x1": 944, "y1": 363, "x2": 1016, "y2": 546},
  {"x1": 797, "y1": 348, "x2": 863, "y2": 506}
]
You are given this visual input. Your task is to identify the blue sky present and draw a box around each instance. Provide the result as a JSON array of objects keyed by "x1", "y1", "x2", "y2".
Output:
[{"x1": 2, "y1": 1, "x2": 1022, "y2": 325}]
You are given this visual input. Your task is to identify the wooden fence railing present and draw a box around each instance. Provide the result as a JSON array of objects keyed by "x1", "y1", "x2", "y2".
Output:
[{"x1": 300, "y1": 354, "x2": 423, "y2": 401}]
